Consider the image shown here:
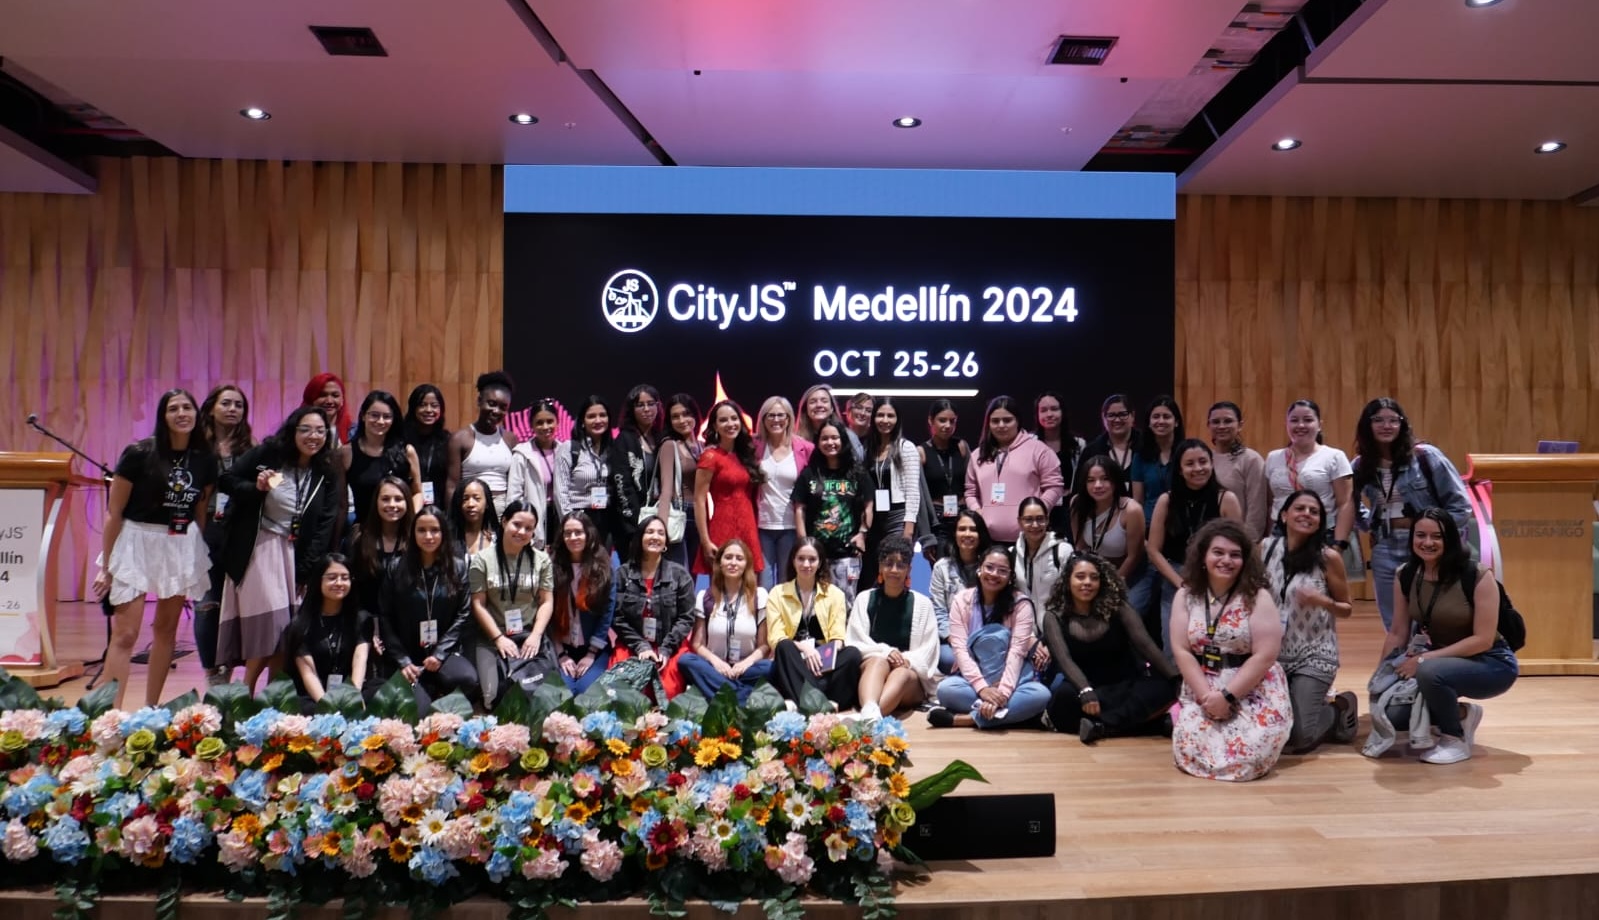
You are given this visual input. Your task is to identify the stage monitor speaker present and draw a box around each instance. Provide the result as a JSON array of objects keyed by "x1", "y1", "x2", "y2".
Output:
[{"x1": 907, "y1": 793, "x2": 1056, "y2": 861}]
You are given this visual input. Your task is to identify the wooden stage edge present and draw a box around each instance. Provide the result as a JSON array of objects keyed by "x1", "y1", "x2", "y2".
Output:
[{"x1": 11, "y1": 601, "x2": 1599, "y2": 920}]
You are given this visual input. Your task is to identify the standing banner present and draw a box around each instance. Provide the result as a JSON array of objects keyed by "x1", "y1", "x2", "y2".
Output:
[{"x1": 0, "y1": 488, "x2": 45, "y2": 665}]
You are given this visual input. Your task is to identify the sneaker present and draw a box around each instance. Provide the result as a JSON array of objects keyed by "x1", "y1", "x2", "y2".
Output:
[
  {"x1": 783, "y1": 699, "x2": 798, "y2": 713},
  {"x1": 1420, "y1": 735, "x2": 1472, "y2": 764},
  {"x1": 859, "y1": 702, "x2": 882, "y2": 722},
  {"x1": 1330, "y1": 691, "x2": 1359, "y2": 744},
  {"x1": 1078, "y1": 718, "x2": 1106, "y2": 746},
  {"x1": 1460, "y1": 702, "x2": 1484, "y2": 748},
  {"x1": 204, "y1": 666, "x2": 232, "y2": 689},
  {"x1": 926, "y1": 708, "x2": 956, "y2": 729}
]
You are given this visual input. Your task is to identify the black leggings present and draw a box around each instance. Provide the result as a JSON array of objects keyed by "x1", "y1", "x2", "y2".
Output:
[
  {"x1": 768, "y1": 640, "x2": 863, "y2": 710},
  {"x1": 1046, "y1": 674, "x2": 1177, "y2": 735}
]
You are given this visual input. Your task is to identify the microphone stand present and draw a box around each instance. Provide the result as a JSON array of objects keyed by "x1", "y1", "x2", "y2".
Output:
[{"x1": 27, "y1": 416, "x2": 117, "y2": 684}]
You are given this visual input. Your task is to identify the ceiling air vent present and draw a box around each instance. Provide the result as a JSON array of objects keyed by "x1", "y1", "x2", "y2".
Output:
[
  {"x1": 309, "y1": 26, "x2": 388, "y2": 57},
  {"x1": 1049, "y1": 35, "x2": 1117, "y2": 66}
]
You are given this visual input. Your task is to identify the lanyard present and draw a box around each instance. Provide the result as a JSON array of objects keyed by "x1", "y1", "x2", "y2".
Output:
[
  {"x1": 318, "y1": 613, "x2": 344, "y2": 667},
  {"x1": 1416, "y1": 578, "x2": 1445, "y2": 631},
  {"x1": 1204, "y1": 588, "x2": 1236, "y2": 640},
  {"x1": 1109, "y1": 443, "x2": 1131, "y2": 471},
  {"x1": 166, "y1": 449, "x2": 191, "y2": 490},
  {"x1": 1265, "y1": 538, "x2": 1289, "y2": 606},
  {"x1": 926, "y1": 441, "x2": 955, "y2": 492},
  {"x1": 994, "y1": 448, "x2": 1008, "y2": 478},
  {"x1": 1379, "y1": 464, "x2": 1399, "y2": 506},
  {"x1": 500, "y1": 550, "x2": 527, "y2": 605},
  {"x1": 722, "y1": 594, "x2": 741, "y2": 656},
  {"x1": 581, "y1": 439, "x2": 605, "y2": 476},
  {"x1": 795, "y1": 587, "x2": 817, "y2": 640},
  {"x1": 1087, "y1": 506, "x2": 1113, "y2": 553},
  {"x1": 421, "y1": 568, "x2": 439, "y2": 624},
  {"x1": 875, "y1": 454, "x2": 893, "y2": 491},
  {"x1": 536, "y1": 445, "x2": 556, "y2": 486}
]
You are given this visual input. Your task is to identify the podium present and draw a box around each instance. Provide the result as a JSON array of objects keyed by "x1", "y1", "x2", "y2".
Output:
[
  {"x1": 1466, "y1": 454, "x2": 1599, "y2": 677},
  {"x1": 0, "y1": 452, "x2": 87, "y2": 687}
]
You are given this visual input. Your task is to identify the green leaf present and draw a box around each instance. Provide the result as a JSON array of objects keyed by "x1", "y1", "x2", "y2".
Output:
[
  {"x1": 708, "y1": 899, "x2": 742, "y2": 914},
  {"x1": 429, "y1": 690, "x2": 473, "y2": 719},
  {"x1": 0, "y1": 675, "x2": 43, "y2": 712},
  {"x1": 204, "y1": 680, "x2": 262, "y2": 736},
  {"x1": 795, "y1": 682, "x2": 832, "y2": 716},
  {"x1": 741, "y1": 682, "x2": 785, "y2": 724},
  {"x1": 529, "y1": 681, "x2": 572, "y2": 725},
  {"x1": 161, "y1": 688, "x2": 200, "y2": 715},
  {"x1": 906, "y1": 758, "x2": 988, "y2": 813},
  {"x1": 664, "y1": 687, "x2": 707, "y2": 723},
  {"x1": 317, "y1": 681, "x2": 367, "y2": 717},
  {"x1": 258, "y1": 678, "x2": 301, "y2": 713},
  {"x1": 155, "y1": 868, "x2": 182, "y2": 920},
  {"x1": 701, "y1": 683, "x2": 740, "y2": 736},
  {"x1": 575, "y1": 682, "x2": 651, "y2": 723},
  {"x1": 369, "y1": 671, "x2": 419, "y2": 722},
  {"x1": 494, "y1": 681, "x2": 534, "y2": 725},
  {"x1": 889, "y1": 843, "x2": 926, "y2": 868},
  {"x1": 76, "y1": 680, "x2": 118, "y2": 720}
]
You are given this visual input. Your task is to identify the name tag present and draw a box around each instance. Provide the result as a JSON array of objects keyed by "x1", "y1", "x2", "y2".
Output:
[
  {"x1": 990, "y1": 482, "x2": 1007, "y2": 504},
  {"x1": 1201, "y1": 643, "x2": 1223, "y2": 672},
  {"x1": 941, "y1": 494, "x2": 958, "y2": 517},
  {"x1": 504, "y1": 608, "x2": 525, "y2": 635},
  {"x1": 214, "y1": 493, "x2": 230, "y2": 520},
  {"x1": 642, "y1": 615, "x2": 658, "y2": 642},
  {"x1": 168, "y1": 515, "x2": 192, "y2": 536},
  {"x1": 420, "y1": 620, "x2": 438, "y2": 647},
  {"x1": 874, "y1": 489, "x2": 892, "y2": 512},
  {"x1": 728, "y1": 639, "x2": 743, "y2": 661},
  {"x1": 422, "y1": 482, "x2": 436, "y2": 505},
  {"x1": 589, "y1": 485, "x2": 609, "y2": 510},
  {"x1": 327, "y1": 674, "x2": 344, "y2": 688}
]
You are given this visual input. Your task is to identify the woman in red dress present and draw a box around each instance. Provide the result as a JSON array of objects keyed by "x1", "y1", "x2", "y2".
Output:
[{"x1": 692, "y1": 400, "x2": 766, "y2": 578}]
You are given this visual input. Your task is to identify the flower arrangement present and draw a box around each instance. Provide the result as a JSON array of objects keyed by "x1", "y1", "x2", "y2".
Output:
[{"x1": 0, "y1": 670, "x2": 980, "y2": 920}]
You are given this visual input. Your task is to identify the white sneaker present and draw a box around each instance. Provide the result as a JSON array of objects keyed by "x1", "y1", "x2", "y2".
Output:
[
  {"x1": 1460, "y1": 703, "x2": 1484, "y2": 748},
  {"x1": 1420, "y1": 735, "x2": 1472, "y2": 764},
  {"x1": 783, "y1": 699, "x2": 798, "y2": 713},
  {"x1": 859, "y1": 702, "x2": 882, "y2": 721}
]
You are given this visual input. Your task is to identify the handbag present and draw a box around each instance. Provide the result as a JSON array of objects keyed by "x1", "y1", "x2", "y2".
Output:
[
  {"x1": 637, "y1": 445, "x2": 687, "y2": 543},
  {"x1": 503, "y1": 640, "x2": 562, "y2": 693},
  {"x1": 597, "y1": 654, "x2": 668, "y2": 703}
]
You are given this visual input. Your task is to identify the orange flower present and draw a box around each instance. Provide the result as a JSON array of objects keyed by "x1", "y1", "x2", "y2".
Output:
[
  {"x1": 261, "y1": 753, "x2": 284, "y2": 773},
  {"x1": 884, "y1": 736, "x2": 908, "y2": 753},
  {"x1": 870, "y1": 750, "x2": 896, "y2": 767},
  {"x1": 232, "y1": 814, "x2": 262, "y2": 841},
  {"x1": 388, "y1": 839, "x2": 413, "y2": 862},
  {"x1": 361, "y1": 735, "x2": 386, "y2": 751},
  {"x1": 888, "y1": 773, "x2": 910, "y2": 798},
  {"x1": 286, "y1": 737, "x2": 313, "y2": 754},
  {"x1": 319, "y1": 832, "x2": 344, "y2": 857},
  {"x1": 718, "y1": 741, "x2": 741, "y2": 760},
  {"x1": 565, "y1": 802, "x2": 595, "y2": 824},
  {"x1": 467, "y1": 753, "x2": 494, "y2": 775},
  {"x1": 645, "y1": 851, "x2": 667, "y2": 870},
  {"x1": 750, "y1": 805, "x2": 771, "y2": 827},
  {"x1": 611, "y1": 759, "x2": 636, "y2": 778}
]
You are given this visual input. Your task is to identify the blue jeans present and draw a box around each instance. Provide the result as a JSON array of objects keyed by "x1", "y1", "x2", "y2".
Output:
[
  {"x1": 1369, "y1": 529, "x2": 1410, "y2": 630},
  {"x1": 1157, "y1": 563, "x2": 1183, "y2": 657},
  {"x1": 677, "y1": 654, "x2": 774, "y2": 703},
  {"x1": 759, "y1": 528, "x2": 797, "y2": 588},
  {"x1": 935, "y1": 675, "x2": 1051, "y2": 729},
  {"x1": 1126, "y1": 563, "x2": 1161, "y2": 648},
  {"x1": 560, "y1": 648, "x2": 614, "y2": 695},
  {"x1": 1386, "y1": 645, "x2": 1518, "y2": 738}
]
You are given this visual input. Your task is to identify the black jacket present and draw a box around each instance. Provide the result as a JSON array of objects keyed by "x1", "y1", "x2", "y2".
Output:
[
  {"x1": 611, "y1": 559, "x2": 695, "y2": 657},
  {"x1": 219, "y1": 443, "x2": 343, "y2": 586},
  {"x1": 377, "y1": 558, "x2": 472, "y2": 667},
  {"x1": 606, "y1": 430, "x2": 655, "y2": 549}
]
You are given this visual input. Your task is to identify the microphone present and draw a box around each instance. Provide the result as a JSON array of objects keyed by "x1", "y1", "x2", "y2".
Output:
[{"x1": 26, "y1": 414, "x2": 39, "y2": 426}]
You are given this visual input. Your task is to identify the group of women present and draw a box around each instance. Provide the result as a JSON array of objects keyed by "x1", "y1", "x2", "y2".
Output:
[{"x1": 93, "y1": 374, "x2": 1518, "y2": 781}]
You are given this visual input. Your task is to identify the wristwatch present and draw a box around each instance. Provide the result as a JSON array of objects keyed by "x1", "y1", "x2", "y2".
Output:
[
  {"x1": 1333, "y1": 539, "x2": 1351, "y2": 550},
  {"x1": 1221, "y1": 689, "x2": 1239, "y2": 707}
]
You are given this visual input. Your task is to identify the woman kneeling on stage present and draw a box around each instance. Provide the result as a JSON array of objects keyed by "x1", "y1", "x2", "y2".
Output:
[{"x1": 1039, "y1": 552, "x2": 1178, "y2": 744}]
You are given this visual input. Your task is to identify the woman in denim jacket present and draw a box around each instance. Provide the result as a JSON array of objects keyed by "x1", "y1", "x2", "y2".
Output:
[{"x1": 1351, "y1": 398, "x2": 1475, "y2": 629}]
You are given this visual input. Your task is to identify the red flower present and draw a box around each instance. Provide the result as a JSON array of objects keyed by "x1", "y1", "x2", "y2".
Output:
[
  {"x1": 356, "y1": 782, "x2": 376, "y2": 800},
  {"x1": 828, "y1": 805, "x2": 846, "y2": 823},
  {"x1": 464, "y1": 793, "x2": 487, "y2": 813},
  {"x1": 666, "y1": 772, "x2": 687, "y2": 789},
  {"x1": 733, "y1": 784, "x2": 752, "y2": 801}
]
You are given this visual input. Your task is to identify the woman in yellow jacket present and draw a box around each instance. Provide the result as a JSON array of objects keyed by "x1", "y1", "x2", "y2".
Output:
[{"x1": 766, "y1": 537, "x2": 863, "y2": 709}]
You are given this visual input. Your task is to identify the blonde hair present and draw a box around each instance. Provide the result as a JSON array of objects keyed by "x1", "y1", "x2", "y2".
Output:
[
  {"x1": 758, "y1": 395, "x2": 796, "y2": 449},
  {"x1": 796, "y1": 385, "x2": 836, "y2": 442}
]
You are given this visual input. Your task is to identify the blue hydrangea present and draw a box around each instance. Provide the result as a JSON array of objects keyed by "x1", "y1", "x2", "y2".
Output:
[
  {"x1": 44, "y1": 709, "x2": 87, "y2": 738},
  {"x1": 735, "y1": 819, "x2": 765, "y2": 858},
  {"x1": 298, "y1": 774, "x2": 331, "y2": 805},
  {"x1": 2, "y1": 774, "x2": 58, "y2": 818},
  {"x1": 168, "y1": 816, "x2": 212, "y2": 864},
  {"x1": 764, "y1": 710, "x2": 808, "y2": 742},
  {"x1": 303, "y1": 805, "x2": 335, "y2": 836},
  {"x1": 456, "y1": 716, "x2": 497, "y2": 750},
  {"x1": 633, "y1": 809, "x2": 662, "y2": 845},
  {"x1": 485, "y1": 850, "x2": 513, "y2": 883},
  {"x1": 845, "y1": 801, "x2": 875, "y2": 845},
  {"x1": 580, "y1": 711, "x2": 625, "y2": 741},
  {"x1": 435, "y1": 777, "x2": 465, "y2": 813},
  {"x1": 238, "y1": 709, "x2": 286, "y2": 748},
  {"x1": 233, "y1": 769, "x2": 269, "y2": 810},
  {"x1": 872, "y1": 715, "x2": 907, "y2": 742},
  {"x1": 42, "y1": 817, "x2": 89, "y2": 864},
  {"x1": 551, "y1": 817, "x2": 586, "y2": 847},
  {"x1": 98, "y1": 791, "x2": 142, "y2": 822},
  {"x1": 119, "y1": 706, "x2": 172, "y2": 735},
  {"x1": 409, "y1": 845, "x2": 459, "y2": 885},
  {"x1": 338, "y1": 715, "x2": 379, "y2": 754},
  {"x1": 666, "y1": 719, "x2": 701, "y2": 745},
  {"x1": 498, "y1": 791, "x2": 535, "y2": 831},
  {"x1": 307, "y1": 713, "x2": 347, "y2": 742}
]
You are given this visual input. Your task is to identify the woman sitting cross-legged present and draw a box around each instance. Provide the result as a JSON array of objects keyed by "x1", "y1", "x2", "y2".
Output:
[
  {"x1": 285, "y1": 554, "x2": 369, "y2": 713},
  {"x1": 679, "y1": 539, "x2": 774, "y2": 702},
  {"x1": 928, "y1": 545, "x2": 1051, "y2": 729},
  {"x1": 549, "y1": 512, "x2": 616, "y2": 694},
  {"x1": 1170, "y1": 519, "x2": 1293, "y2": 782},
  {"x1": 1039, "y1": 552, "x2": 1179, "y2": 744},
  {"x1": 376, "y1": 505, "x2": 480, "y2": 710},
  {"x1": 848, "y1": 535, "x2": 939, "y2": 720},
  {"x1": 766, "y1": 538, "x2": 863, "y2": 710},
  {"x1": 609, "y1": 515, "x2": 696, "y2": 699}
]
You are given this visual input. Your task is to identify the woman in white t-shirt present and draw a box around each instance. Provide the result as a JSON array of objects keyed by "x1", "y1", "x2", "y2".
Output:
[
  {"x1": 679, "y1": 539, "x2": 774, "y2": 702},
  {"x1": 755, "y1": 396, "x2": 813, "y2": 589},
  {"x1": 1264, "y1": 400, "x2": 1356, "y2": 555}
]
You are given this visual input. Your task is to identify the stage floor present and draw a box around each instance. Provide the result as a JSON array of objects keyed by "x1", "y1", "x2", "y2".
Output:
[{"x1": 32, "y1": 601, "x2": 1599, "y2": 918}]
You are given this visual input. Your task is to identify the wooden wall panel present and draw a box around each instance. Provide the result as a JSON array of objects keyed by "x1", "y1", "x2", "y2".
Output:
[
  {"x1": 1176, "y1": 196, "x2": 1599, "y2": 468},
  {"x1": 0, "y1": 157, "x2": 503, "y2": 597}
]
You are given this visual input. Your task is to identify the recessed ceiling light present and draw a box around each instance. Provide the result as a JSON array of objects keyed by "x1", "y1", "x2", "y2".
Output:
[
  {"x1": 239, "y1": 107, "x2": 271, "y2": 121},
  {"x1": 1271, "y1": 137, "x2": 1301, "y2": 151},
  {"x1": 1464, "y1": 0, "x2": 1504, "y2": 7},
  {"x1": 509, "y1": 113, "x2": 539, "y2": 126},
  {"x1": 893, "y1": 116, "x2": 922, "y2": 129},
  {"x1": 1535, "y1": 140, "x2": 1567, "y2": 154}
]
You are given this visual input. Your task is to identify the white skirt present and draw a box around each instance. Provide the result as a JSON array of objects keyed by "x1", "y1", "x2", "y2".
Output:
[{"x1": 100, "y1": 521, "x2": 211, "y2": 606}]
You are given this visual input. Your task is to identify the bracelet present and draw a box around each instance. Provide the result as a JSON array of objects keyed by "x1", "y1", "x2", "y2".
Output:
[{"x1": 1077, "y1": 686, "x2": 1094, "y2": 698}]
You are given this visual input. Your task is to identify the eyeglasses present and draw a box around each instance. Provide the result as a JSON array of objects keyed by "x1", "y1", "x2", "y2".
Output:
[
  {"x1": 1019, "y1": 516, "x2": 1048, "y2": 526},
  {"x1": 880, "y1": 559, "x2": 910, "y2": 572},
  {"x1": 980, "y1": 563, "x2": 1012, "y2": 576},
  {"x1": 1104, "y1": 411, "x2": 1132, "y2": 420},
  {"x1": 635, "y1": 400, "x2": 659, "y2": 409},
  {"x1": 765, "y1": 412, "x2": 790, "y2": 420}
]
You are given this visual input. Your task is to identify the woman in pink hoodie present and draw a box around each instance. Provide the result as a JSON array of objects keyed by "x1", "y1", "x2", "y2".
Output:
[{"x1": 964, "y1": 396, "x2": 1065, "y2": 543}]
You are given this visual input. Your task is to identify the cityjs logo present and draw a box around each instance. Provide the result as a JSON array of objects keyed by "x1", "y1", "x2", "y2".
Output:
[{"x1": 602, "y1": 269, "x2": 660, "y2": 333}]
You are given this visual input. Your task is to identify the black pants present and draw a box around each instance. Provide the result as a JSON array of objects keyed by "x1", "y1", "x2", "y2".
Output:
[
  {"x1": 769, "y1": 640, "x2": 863, "y2": 710},
  {"x1": 361, "y1": 653, "x2": 480, "y2": 712},
  {"x1": 1046, "y1": 674, "x2": 1176, "y2": 735}
]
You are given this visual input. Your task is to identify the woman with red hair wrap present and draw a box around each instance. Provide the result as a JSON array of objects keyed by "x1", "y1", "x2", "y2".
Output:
[{"x1": 302, "y1": 373, "x2": 353, "y2": 447}]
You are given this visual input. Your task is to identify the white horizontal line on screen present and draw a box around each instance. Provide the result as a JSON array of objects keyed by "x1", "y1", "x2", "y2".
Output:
[{"x1": 856, "y1": 388, "x2": 980, "y2": 398}]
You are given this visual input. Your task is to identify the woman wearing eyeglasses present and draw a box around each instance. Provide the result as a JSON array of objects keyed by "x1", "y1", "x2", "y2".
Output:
[
  {"x1": 607, "y1": 384, "x2": 663, "y2": 551},
  {"x1": 1081, "y1": 394, "x2": 1141, "y2": 476},
  {"x1": 929, "y1": 545, "x2": 1051, "y2": 729},
  {"x1": 1351, "y1": 398, "x2": 1476, "y2": 630},
  {"x1": 755, "y1": 395, "x2": 813, "y2": 590}
]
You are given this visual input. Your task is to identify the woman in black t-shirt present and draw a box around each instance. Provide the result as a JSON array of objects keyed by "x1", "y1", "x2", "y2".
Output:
[
  {"x1": 285, "y1": 554, "x2": 370, "y2": 711},
  {"x1": 791, "y1": 418, "x2": 872, "y2": 606},
  {"x1": 404, "y1": 385, "x2": 451, "y2": 509},
  {"x1": 377, "y1": 506, "x2": 478, "y2": 709},
  {"x1": 919, "y1": 399, "x2": 970, "y2": 562},
  {"x1": 196, "y1": 384, "x2": 254, "y2": 688},
  {"x1": 94, "y1": 388, "x2": 217, "y2": 710}
]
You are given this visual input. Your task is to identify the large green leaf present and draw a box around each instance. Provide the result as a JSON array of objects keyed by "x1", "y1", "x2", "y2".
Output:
[
  {"x1": 161, "y1": 689, "x2": 200, "y2": 715},
  {"x1": 795, "y1": 683, "x2": 832, "y2": 717},
  {"x1": 493, "y1": 681, "x2": 533, "y2": 726},
  {"x1": 529, "y1": 681, "x2": 572, "y2": 724},
  {"x1": 905, "y1": 759, "x2": 987, "y2": 813},
  {"x1": 316, "y1": 682, "x2": 366, "y2": 718},
  {"x1": 740, "y1": 682, "x2": 784, "y2": 727},
  {"x1": 429, "y1": 691, "x2": 473, "y2": 719},
  {"x1": 0, "y1": 675, "x2": 43, "y2": 712},
  {"x1": 701, "y1": 684, "x2": 740, "y2": 737},
  {"x1": 75, "y1": 680, "x2": 118, "y2": 720},
  {"x1": 573, "y1": 681, "x2": 611, "y2": 715},
  {"x1": 204, "y1": 681, "x2": 262, "y2": 739},
  {"x1": 368, "y1": 672, "x2": 419, "y2": 722},
  {"x1": 257, "y1": 679, "x2": 301, "y2": 714},
  {"x1": 664, "y1": 687, "x2": 707, "y2": 723}
]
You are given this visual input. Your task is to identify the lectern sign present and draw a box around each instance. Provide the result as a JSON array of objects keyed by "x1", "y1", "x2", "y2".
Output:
[{"x1": 0, "y1": 489, "x2": 43, "y2": 665}]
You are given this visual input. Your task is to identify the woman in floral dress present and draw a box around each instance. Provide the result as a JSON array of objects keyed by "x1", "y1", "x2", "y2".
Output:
[{"x1": 1169, "y1": 518, "x2": 1293, "y2": 781}]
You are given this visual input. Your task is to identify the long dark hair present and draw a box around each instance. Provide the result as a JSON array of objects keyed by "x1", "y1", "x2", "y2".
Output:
[
  {"x1": 285, "y1": 553, "x2": 359, "y2": 663},
  {"x1": 1286, "y1": 398, "x2": 1326, "y2": 446},
  {"x1": 1353, "y1": 397, "x2": 1416, "y2": 491},
  {"x1": 551, "y1": 512, "x2": 611, "y2": 641},
  {"x1": 450, "y1": 477, "x2": 500, "y2": 553},
  {"x1": 491, "y1": 500, "x2": 540, "y2": 599},
  {"x1": 788, "y1": 535, "x2": 832, "y2": 589},
  {"x1": 1069, "y1": 454, "x2": 1130, "y2": 541},
  {"x1": 353, "y1": 476, "x2": 414, "y2": 580},
  {"x1": 864, "y1": 396, "x2": 905, "y2": 474},
  {"x1": 1045, "y1": 551, "x2": 1126, "y2": 622},
  {"x1": 807, "y1": 418, "x2": 854, "y2": 473},
  {"x1": 661, "y1": 393, "x2": 702, "y2": 445},
  {"x1": 941, "y1": 508, "x2": 991, "y2": 582},
  {"x1": 706, "y1": 399, "x2": 764, "y2": 484},
  {"x1": 1271, "y1": 489, "x2": 1330, "y2": 585},
  {"x1": 353, "y1": 391, "x2": 406, "y2": 450},
  {"x1": 268, "y1": 407, "x2": 336, "y2": 476},
  {"x1": 627, "y1": 514, "x2": 670, "y2": 566},
  {"x1": 139, "y1": 388, "x2": 208, "y2": 480},
  {"x1": 401, "y1": 504, "x2": 463, "y2": 593},
  {"x1": 199, "y1": 384, "x2": 253, "y2": 457},
  {"x1": 403, "y1": 384, "x2": 449, "y2": 448},
  {"x1": 975, "y1": 395, "x2": 1023, "y2": 463},
  {"x1": 622, "y1": 384, "x2": 663, "y2": 439},
  {"x1": 569, "y1": 395, "x2": 614, "y2": 460},
  {"x1": 1163, "y1": 439, "x2": 1222, "y2": 545},
  {"x1": 1401, "y1": 507, "x2": 1474, "y2": 592},
  {"x1": 1137, "y1": 395, "x2": 1185, "y2": 461},
  {"x1": 975, "y1": 545, "x2": 1022, "y2": 626},
  {"x1": 1181, "y1": 519, "x2": 1268, "y2": 607},
  {"x1": 1033, "y1": 391, "x2": 1079, "y2": 469}
]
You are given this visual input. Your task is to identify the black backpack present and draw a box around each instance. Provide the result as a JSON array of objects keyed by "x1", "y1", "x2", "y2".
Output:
[{"x1": 1397, "y1": 564, "x2": 1526, "y2": 652}]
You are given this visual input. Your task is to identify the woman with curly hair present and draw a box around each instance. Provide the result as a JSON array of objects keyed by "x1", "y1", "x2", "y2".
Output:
[
  {"x1": 1040, "y1": 552, "x2": 1178, "y2": 744},
  {"x1": 1170, "y1": 519, "x2": 1293, "y2": 781}
]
